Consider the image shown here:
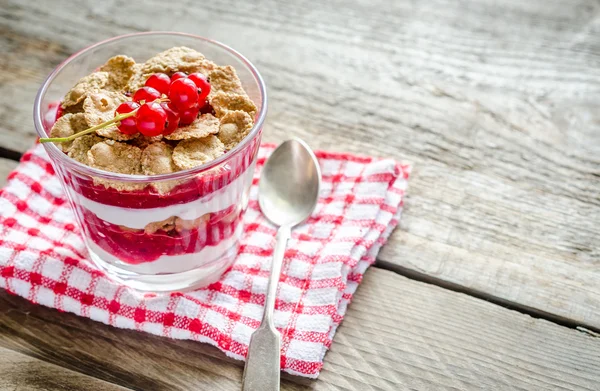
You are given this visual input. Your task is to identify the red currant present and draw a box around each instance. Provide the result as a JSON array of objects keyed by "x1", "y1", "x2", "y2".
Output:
[
  {"x1": 178, "y1": 104, "x2": 200, "y2": 126},
  {"x1": 161, "y1": 103, "x2": 181, "y2": 135},
  {"x1": 136, "y1": 102, "x2": 167, "y2": 137},
  {"x1": 133, "y1": 86, "x2": 161, "y2": 104},
  {"x1": 115, "y1": 101, "x2": 140, "y2": 135},
  {"x1": 144, "y1": 73, "x2": 171, "y2": 95},
  {"x1": 168, "y1": 78, "x2": 199, "y2": 111},
  {"x1": 188, "y1": 73, "x2": 211, "y2": 101},
  {"x1": 171, "y1": 72, "x2": 188, "y2": 81}
]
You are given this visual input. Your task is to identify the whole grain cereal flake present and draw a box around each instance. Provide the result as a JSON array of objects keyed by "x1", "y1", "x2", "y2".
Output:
[
  {"x1": 83, "y1": 91, "x2": 136, "y2": 141},
  {"x1": 141, "y1": 47, "x2": 213, "y2": 75},
  {"x1": 88, "y1": 141, "x2": 142, "y2": 175},
  {"x1": 62, "y1": 72, "x2": 110, "y2": 108},
  {"x1": 141, "y1": 142, "x2": 177, "y2": 175},
  {"x1": 209, "y1": 91, "x2": 257, "y2": 119},
  {"x1": 132, "y1": 134, "x2": 164, "y2": 149},
  {"x1": 208, "y1": 66, "x2": 245, "y2": 95},
  {"x1": 70, "y1": 112, "x2": 89, "y2": 133},
  {"x1": 217, "y1": 110, "x2": 254, "y2": 150},
  {"x1": 67, "y1": 134, "x2": 104, "y2": 165},
  {"x1": 164, "y1": 114, "x2": 220, "y2": 140},
  {"x1": 172, "y1": 135, "x2": 225, "y2": 170},
  {"x1": 49, "y1": 113, "x2": 88, "y2": 152},
  {"x1": 83, "y1": 90, "x2": 128, "y2": 125},
  {"x1": 99, "y1": 55, "x2": 137, "y2": 91},
  {"x1": 142, "y1": 142, "x2": 180, "y2": 193},
  {"x1": 61, "y1": 100, "x2": 86, "y2": 115},
  {"x1": 125, "y1": 63, "x2": 147, "y2": 92}
]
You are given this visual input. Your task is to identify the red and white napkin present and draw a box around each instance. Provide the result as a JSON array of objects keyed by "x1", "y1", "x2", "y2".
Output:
[{"x1": 0, "y1": 143, "x2": 410, "y2": 378}]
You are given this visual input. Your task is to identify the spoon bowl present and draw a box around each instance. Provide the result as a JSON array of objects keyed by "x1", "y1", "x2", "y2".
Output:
[{"x1": 258, "y1": 138, "x2": 321, "y2": 227}]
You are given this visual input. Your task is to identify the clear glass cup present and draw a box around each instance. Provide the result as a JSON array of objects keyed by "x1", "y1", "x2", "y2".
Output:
[{"x1": 33, "y1": 32, "x2": 267, "y2": 292}]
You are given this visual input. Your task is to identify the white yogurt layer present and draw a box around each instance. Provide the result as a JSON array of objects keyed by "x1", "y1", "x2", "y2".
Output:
[
  {"x1": 87, "y1": 223, "x2": 243, "y2": 274},
  {"x1": 75, "y1": 166, "x2": 254, "y2": 230}
]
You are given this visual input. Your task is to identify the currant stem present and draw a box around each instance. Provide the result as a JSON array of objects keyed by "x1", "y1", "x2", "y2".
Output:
[
  {"x1": 39, "y1": 112, "x2": 136, "y2": 143},
  {"x1": 39, "y1": 98, "x2": 170, "y2": 144}
]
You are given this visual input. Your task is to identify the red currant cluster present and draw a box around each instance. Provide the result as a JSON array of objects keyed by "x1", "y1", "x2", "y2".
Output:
[{"x1": 115, "y1": 72, "x2": 212, "y2": 137}]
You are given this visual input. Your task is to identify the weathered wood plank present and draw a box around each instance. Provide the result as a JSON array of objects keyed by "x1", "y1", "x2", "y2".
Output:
[
  {"x1": 0, "y1": 346, "x2": 131, "y2": 391},
  {"x1": 2, "y1": 0, "x2": 600, "y2": 151},
  {"x1": 0, "y1": 158, "x2": 18, "y2": 187},
  {"x1": 1, "y1": 268, "x2": 599, "y2": 390},
  {"x1": 2, "y1": 0, "x2": 599, "y2": 327}
]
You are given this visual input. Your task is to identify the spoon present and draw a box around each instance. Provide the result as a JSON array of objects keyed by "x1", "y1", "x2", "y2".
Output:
[{"x1": 242, "y1": 138, "x2": 321, "y2": 391}]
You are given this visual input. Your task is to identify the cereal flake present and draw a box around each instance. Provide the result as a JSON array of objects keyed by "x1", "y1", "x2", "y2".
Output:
[
  {"x1": 67, "y1": 134, "x2": 104, "y2": 165},
  {"x1": 49, "y1": 113, "x2": 87, "y2": 152},
  {"x1": 209, "y1": 91, "x2": 257, "y2": 119},
  {"x1": 164, "y1": 114, "x2": 220, "y2": 140},
  {"x1": 99, "y1": 55, "x2": 137, "y2": 90},
  {"x1": 83, "y1": 91, "x2": 136, "y2": 141},
  {"x1": 88, "y1": 141, "x2": 142, "y2": 175},
  {"x1": 208, "y1": 66, "x2": 245, "y2": 95},
  {"x1": 217, "y1": 110, "x2": 254, "y2": 150},
  {"x1": 131, "y1": 134, "x2": 163, "y2": 149},
  {"x1": 172, "y1": 135, "x2": 225, "y2": 170},
  {"x1": 141, "y1": 142, "x2": 177, "y2": 175},
  {"x1": 70, "y1": 112, "x2": 89, "y2": 132},
  {"x1": 125, "y1": 63, "x2": 148, "y2": 92},
  {"x1": 141, "y1": 47, "x2": 209, "y2": 75},
  {"x1": 62, "y1": 72, "x2": 109, "y2": 108},
  {"x1": 62, "y1": 100, "x2": 86, "y2": 115},
  {"x1": 141, "y1": 141, "x2": 182, "y2": 194}
]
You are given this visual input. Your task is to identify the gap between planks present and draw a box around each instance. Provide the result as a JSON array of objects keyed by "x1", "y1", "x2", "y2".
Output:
[
  {"x1": 0, "y1": 146, "x2": 23, "y2": 161},
  {"x1": 376, "y1": 259, "x2": 600, "y2": 335}
]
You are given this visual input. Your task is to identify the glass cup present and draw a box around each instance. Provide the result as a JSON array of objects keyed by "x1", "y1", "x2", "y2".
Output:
[{"x1": 33, "y1": 32, "x2": 267, "y2": 292}]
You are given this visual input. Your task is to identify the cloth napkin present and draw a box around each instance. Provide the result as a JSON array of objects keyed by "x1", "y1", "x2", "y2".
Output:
[{"x1": 0, "y1": 142, "x2": 410, "y2": 378}]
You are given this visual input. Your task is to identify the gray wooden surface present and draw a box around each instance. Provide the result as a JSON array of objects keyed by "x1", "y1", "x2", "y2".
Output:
[
  {"x1": 1, "y1": 0, "x2": 600, "y2": 389},
  {"x1": 0, "y1": 347, "x2": 129, "y2": 391}
]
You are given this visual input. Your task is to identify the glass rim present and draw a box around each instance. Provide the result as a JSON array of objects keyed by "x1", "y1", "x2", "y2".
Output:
[{"x1": 33, "y1": 31, "x2": 268, "y2": 182}]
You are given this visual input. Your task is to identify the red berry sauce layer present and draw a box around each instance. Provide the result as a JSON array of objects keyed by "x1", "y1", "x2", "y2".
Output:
[{"x1": 82, "y1": 205, "x2": 243, "y2": 264}]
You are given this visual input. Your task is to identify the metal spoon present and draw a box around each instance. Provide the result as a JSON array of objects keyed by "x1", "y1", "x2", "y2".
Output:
[{"x1": 242, "y1": 138, "x2": 321, "y2": 391}]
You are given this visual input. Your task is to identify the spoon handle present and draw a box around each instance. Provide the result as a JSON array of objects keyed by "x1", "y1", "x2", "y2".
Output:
[
  {"x1": 262, "y1": 225, "x2": 290, "y2": 326},
  {"x1": 242, "y1": 225, "x2": 291, "y2": 391}
]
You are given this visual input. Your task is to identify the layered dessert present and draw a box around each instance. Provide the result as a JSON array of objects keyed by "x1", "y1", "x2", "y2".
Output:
[{"x1": 43, "y1": 47, "x2": 260, "y2": 281}]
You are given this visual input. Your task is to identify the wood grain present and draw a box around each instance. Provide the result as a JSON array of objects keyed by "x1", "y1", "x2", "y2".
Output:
[
  {"x1": 0, "y1": 346, "x2": 130, "y2": 390},
  {"x1": 1, "y1": 0, "x2": 599, "y2": 328},
  {"x1": 1, "y1": 268, "x2": 599, "y2": 391},
  {"x1": 0, "y1": 158, "x2": 18, "y2": 187}
]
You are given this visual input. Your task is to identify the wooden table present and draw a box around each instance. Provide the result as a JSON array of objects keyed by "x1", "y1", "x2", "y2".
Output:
[{"x1": 1, "y1": 0, "x2": 600, "y2": 389}]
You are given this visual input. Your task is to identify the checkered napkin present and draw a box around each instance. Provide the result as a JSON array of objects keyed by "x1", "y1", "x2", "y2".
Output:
[{"x1": 0, "y1": 143, "x2": 410, "y2": 378}]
